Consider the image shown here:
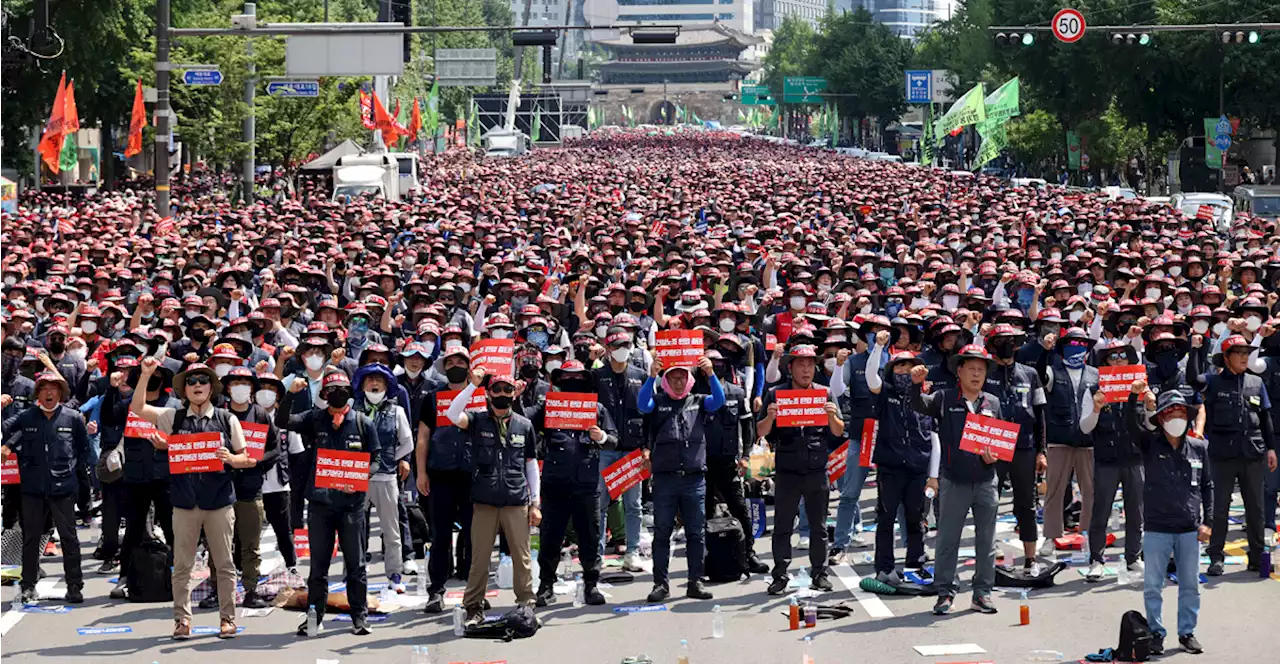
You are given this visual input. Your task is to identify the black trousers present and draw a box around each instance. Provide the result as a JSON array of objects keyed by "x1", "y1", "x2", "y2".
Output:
[
  {"x1": 425, "y1": 469, "x2": 472, "y2": 594},
  {"x1": 874, "y1": 467, "x2": 927, "y2": 573},
  {"x1": 98, "y1": 480, "x2": 126, "y2": 562},
  {"x1": 705, "y1": 455, "x2": 755, "y2": 549},
  {"x1": 263, "y1": 491, "x2": 296, "y2": 568},
  {"x1": 288, "y1": 451, "x2": 309, "y2": 529},
  {"x1": 1207, "y1": 456, "x2": 1267, "y2": 565},
  {"x1": 121, "y1": 480, "x2": 174, "y2": 579},
  {"x1": 996, "y1": 446, "x2": 1039, "y2": 543},
  {"x1": 538, "y1": 485, "x2": 602, "y2": 587},
  {"x1": 2, "y1": 484, "x2": 21, "y2": 529},
  {"x1": 307, "y1": 501, "x2": 368, "y2": 621},
  {"x1": 21, "y1": 494, "x2": 82, "y2": 591},
  {"x1": 771, "y1": 470, "x2": 829, "y2": 579},
  {"x1": 1090, "y1": 462, "x2": 1144, "y2": 565}
]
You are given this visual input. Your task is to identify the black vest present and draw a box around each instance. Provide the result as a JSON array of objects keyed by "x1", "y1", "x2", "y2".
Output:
[
  {"x1": 840, "y1": 352, "x2": 875, "y2": 438},
  {"x1": 595, "y1": 364, "x2": 648, "y2": 452},
  {"x1": 1046, "y1": 364, "x2": 1098, "y2": 447},
  {"x1": 535, "y1": 403, "x2": 608, "y2": 491},
  {"x1": 169, "y1": 406, "x2": 237, "y2": 511},
  {"x1": 303, "y1": 408, "x2": 376, "y2": 510},
  {"x1": 229, "y1": 404, "x2": 276, "y2": 499},
  {"x1": 469, "y1": 410, "x2": 535, "y2": 507},
  {"x1": 765, "y1": 387, "x2": 829, "y2": 474},
  {"x1": 934, "y1": 389, "x2": 1003, "y2": 484},
  {"x1": 425, "y1": 389, "x2": 474, "y2": 473},
  {"x1": 1204, "y1": 370, "x2": 1267, "y2": 460},
  {"x1": 649, "y1": 392, "x2": 709, "y2": 474},
  {"x1": 706, "y1": 382, "x2": 746, "y2": 459},
  {"x1": 983, "y1": 362, "x2": 1039, "y2": 450}
]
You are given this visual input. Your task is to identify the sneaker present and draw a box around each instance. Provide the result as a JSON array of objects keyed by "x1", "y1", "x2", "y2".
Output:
[
  {"x1": 388, "y1": 573, "x2": 406, "y2": 594},
  {"x1": 766, "y1": 576, "x2": 789, "y2": 596},
  {"x1": 242, "y1": 592, "x2": 269, "y2": 609},
  {"x1": 1206, "y1": 561, "x2": 1225, "y2": 576},
  {"x1": 646, "y1": 584, "x2": 670, "y2": 603},
  {"x1": 43, "y1": 541, "x2": 57, "y2": 557},
  {"x1": 96, "y1": 559, "x2": 118, "y2": 575},
  {"x1": 686, "y1": 581, "x2": 712, "y2": 601},
  {"x1": 109, "y1": 579, "x2": 129, "y2": 600},
  {"x1": 1038, "y1": 538, "x2": 1056, "y2": 557},
  {"x1": 1126, "y1": 560, "x2": 1145, "y2": 575},
  {"x1": 198, "y1": 594, "x2": 219, "y2": 610},
  {"x1": 1150, "y1": 636, "x2": 1165, "y2": 656},
  {"x1": 464, "y1": 608, "x2": 484, "y2": 628},
  {"x1": 65, "y1": 586, "x2": 84, "y2": 604},
  {"x1": 173, "y1": 618, "x2": 192, "y2": 640},
  {"x1": 622, "y1": 550, "x2": 645, "y2": 572},
  {"x1": 849, "y1": 533, "x2": 870, "y2": 548},
  {"x1": 1085, "y1": 562, "x2": 1104, "y2": 582},
  {"x1": 875, "y1": 571, "x2": 902, "y2": 587},
  {"x1": 17, "y1": 587, "x2": 38, "y2": 605},
  {"x1": 402, "y1": 559, "x2": 419, "y2": 576},
  {"x1": 351, "y1": 618, "x2": 372, "y2": 636},
  {"x1": 970, "y1": 594, "x2": 998, "y2": 614},
  {"x1": 424, "y1": 591, "x2": 445, "y2": 614},
  {"x1": 535, "y1": 584, "x2": 555, "y2": 608},
  {"x1": 219, "y1": 619, "x2": 238, "y2": 639},
  {"x1": 809, "y1": 572, "x2": 833, "y2": 592},
  {"x1": 932, "y1": 595, "x2": 954, "y2": 615},
  {"x1": 1179, "y1": 633, "x2": 1204, "y2": 654},
  {"x1": 796, "y1": 536, "x2": 810, "y2": 550},
  {"x1": 747, "y1": 553, "x2": 771, "y2": 575},
  {"x1": 296, "y1": 619, "x2": 324, "y2": 637},
  {"x1": 584, "y1": 585, "x2": 606, "y2": 605},
  {"x1": 673, "y1": 527, "x2": 686, "y2": 543},
  {"x1": 827, "y1": 547, "x2": 844, "y2": 565}
]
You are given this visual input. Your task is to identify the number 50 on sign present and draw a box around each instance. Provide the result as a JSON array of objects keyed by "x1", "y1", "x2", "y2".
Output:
[{"x1": 1052, "y1": 8, "x2": 1086, "y2": 43}]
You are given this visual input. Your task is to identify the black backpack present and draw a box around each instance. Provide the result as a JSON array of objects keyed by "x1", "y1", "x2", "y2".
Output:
[
  {"x1": 128, "y1": 539, "x2": 174, "y2": 603},
  {"x1": 1116, "y1": 610, "x2": 1153, "y2": 662},
  {"x1": 703, "y1": 515, "x2": 749, "y2": 583},
  {"x1": 464, "y1": 604, "x2": 540, "y2": 641}
]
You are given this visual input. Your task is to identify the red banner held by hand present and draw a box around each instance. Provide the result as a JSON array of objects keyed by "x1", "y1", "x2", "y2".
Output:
[
  {"x1": 859, "y1": 419, "x2": 878, "y2": 468},
  {"x1": 125, "y1": 412, "x2": 165, "y2": 441},
  {"x1": 776, "y1": 389, "x2": 829, "y2": 427},
  {"x1": 167, "y1": 432, "x2": 224, "y2": 474},
  {"x1": 1098, "y1": 365, "x2": 1146, "y2": 403},
  {"x1": 827, "y1": 440, "x2": 850, "y2": 484},
  {"x1": 602, "y1": 449, "x2": 649, "y2": 500},
  {"x1": 544, "y1": 392, "x2": 598, "y2": 430},
  {"x1": 655, "y1": 330, "x2": 704, "y2": 368},
  {"x1": 471, "y1": 339, "x2": 515, "y2": 379},
  {"x1": 436, "y1": 388, "x2": 487, "y2": 427},
  {"x1": 1, "y1": 457, "x2": 19, "y2": 485},
  {"x1": 315, "y1": 449, "x2": 371, "y2": 493},
  {"x1": 241, "y1": 422, "x2": 269, "y2": 461},
  {"x1": 958, "y1": 413, "x2": 1019, "y2": 462}
]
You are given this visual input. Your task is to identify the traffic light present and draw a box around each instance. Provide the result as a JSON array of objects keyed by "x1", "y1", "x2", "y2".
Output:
[
  {"x1": 390, "y1": 0, "x2": 412, "y2": 63},
  {"x1": 1221, "y1": 30, "x2": 1260, "y2": 44},
  {"x1": 994, "y1": 32, "x2": 1034, "y2": 46},
  {"x1": 1109, "y1": 32, "x2": 1151, "y2": 46}
]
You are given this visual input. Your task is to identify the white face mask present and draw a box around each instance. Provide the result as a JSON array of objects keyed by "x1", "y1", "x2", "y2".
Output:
[
  {"x1": 595, "y1": 325, "x2": 608, "y2": 338},
  {"x1": 1050, "y1": 252, "x2": 1062, "y2": 261},
  {"x1": 255, "y1": 389, "x2": 278, "y2": 409},
  {"x1": 2, "y1": 276, "x2": 15, "y2": 286},
  {"x1": 364, "y1": 390, "x2": 386, "y2": 405},
  {"x1": 1144, "y1": 288, "x2": 1162, "y2": 301},
  {"x1": 1161, "y1": 417, "x2": 1188, "y2": 437},
  {"x1": 229, "y1": 384, "x2": 252, "y2": 403},
  {"x1": 444, "y1": 339, "x2": 463, "y2": 350},
  {"x1": 1068, "y1": 309, "x2": 1084, "y2": 323},
  {"x1": 68, "y1": 347, "x2": 88, "y2": 363},
  {"x1": 719, "y1": 318, "x2": 737, "y2": 333},
  {"x1": 458, "y1": 282, "x2": 472, "y2": 294},
  {"x1": 214, "y1": 364, "x2": 233, "y2": 378},
  {"x1": 610, "y1": 347, "x2": 632, "y2": 364},
  {"x1": 1212, "y1": 322, "x2": 1228, "y2": 337},
  {"x1": 544, "y1": 360, "x2": 563, "y2": 373},
  {"x1": 304, "y1": 354, "x2": 326, "y2": 371},
  {"x1": 1245, "y1": 315, "x2": 1262, "y2": 332},
  {"x1": 1192, "y1": 320, "x2": 1210, "y2": 335},
  {"x1": 1168, "y1": 266, "x2": 1182, "y2": 278},
  {"x1": 942, "y1": 295, "x2": 960, "y2": 311},
  {"x1": 81, "y1": 320, "x2": 98, "y2": 335},
  {"x1": 405, "y1": 366, "x2": 422, "y2": 379},
  {"x1": 1077, "y1": 283, "x2": 1093, "y2": 297},
  {"x1": 490, "y1": 329, "x2": 511, "y2": 340},
  {"x1": 422, "y1": 341, "x2": 436, "y2": 356},
  {"x1": 789, "y1": 296, "x2": 807, "y2": 310},
  {"x1": 859, "y1": 304, "x2": 872, "y2": 315},
  {"x1": 823, "y1": 357, "x2": 837, "y2": 374},
  {"x1": 1177, "y1": 302, "x2": 1192, "y2": 315},
  {"x1": 910, "y1": 297, "x2": 930, "y2": 311}
]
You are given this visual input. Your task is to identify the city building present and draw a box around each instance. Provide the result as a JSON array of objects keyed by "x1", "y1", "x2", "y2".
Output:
[
  {"x1": 842, "y1": 0, "x2": 957, "y2": 39},
  {"x1": 592, "y1": 22, "x2": 762, "y2": 85},
  {"x1": 755, "y1": 0, "x2": 828, "y2": 30},
  {"x1": 609, "y1": 0, "x2": 755, "y2": 37}
]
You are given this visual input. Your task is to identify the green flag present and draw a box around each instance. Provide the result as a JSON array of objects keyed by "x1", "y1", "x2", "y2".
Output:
[
  {"x1": 1066, "y1": 130, "x2": 1081, "y2": 170},
  {"x1": 59, "y1": 133, "x2": 77, "y2": 174},
  {"x1": 975, "y1": 121, "x2": 1008, "y2": 169},
  {"x1": 691, "y1": 108, "x2": 702, "y2": 124},
  {"x1": 921, "y1": 104, "x2": 936, "y2": 165},
  {"x1": 934, "y1": 83, "x2": 985, "y2": 142},
  {"x1": 983, "y1": 78, "x2": 1020, "y2": 123},
  {"x1": 531, "y1": 107, "x2": 541, "y2": 142},
  {"x1": 468, "y1": 102, "x2": 480, "y2": 148},
  {"x1": 425, "y1": 81, "x2": 440, "y2": 139}
]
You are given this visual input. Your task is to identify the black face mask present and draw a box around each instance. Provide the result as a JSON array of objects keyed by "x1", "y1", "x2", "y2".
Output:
[
  {"x1": 1, "y1": 355, "x2": 19, "y2": 381},
  {"x1": 490, "y1": 395, "x2": 514, "y2": 410},
  {"x1": 47, "y1": 339, "x2": 66, "y2": 355},
  {"x1": 326, "y1": 388, "x2": 352, "y2": 408},
  {"x1": 147, "y1": 375, "x2": 165, "y2": 392},
  {"x1": 445, "y1": 366, "x2": 469, "y2": 384},
  {"x1": 519, "y1": 364, "x2": 540, "y2": 380},
  {"x1": 574, "y1": 347, "x2": 593, "y2": 364},
  {"x1": 629, "y1": 301, "x2": 647, "y2": 313},
  {"x1": 991, "y1": 341, "x2": 1016, "y2": 360},
  {"x1": 557, "y1": 379, "x2": 591, "y2": 394}
]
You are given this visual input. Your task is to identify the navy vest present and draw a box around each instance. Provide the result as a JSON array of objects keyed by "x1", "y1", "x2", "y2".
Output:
[
  {"x1": 983, "y1": 362, "x2": 1040, "y2": 450},
  {"x1": 1204, "y1": 371, "x2": 1266, "y2": 460},
  {"x1": 649, "y1": 392, "x2": 709, "y2": 474},
  {"x1": 469, "y1": 411, "x2": 535, "y2": 507},
  {"x1": 169, "y1": 406, "x2": 237, "y2": 511},
  {"x1": 536, "y1": 404, "x2": 607, "y2": 490},
  {"x1": 1046, "y1": 364, "x2": 1098, "y2": 447},
  {"x1": 765, "y1": 387, "x2": 829, "y2": 474}
]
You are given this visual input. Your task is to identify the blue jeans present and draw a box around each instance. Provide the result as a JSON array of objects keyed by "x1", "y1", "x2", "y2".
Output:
[
  {"x1": 1143, "y1": 530, "x2": 1201, "y2": 639},
  {"x1": 651, "y1": 474, "x2": 706, "y2": 588},
  {"x1": 598, "y1": 449, "x2": 644, "y2": 555},
  {"x1": 834, "y1": 464, "x2": 871, "y2": 548}
]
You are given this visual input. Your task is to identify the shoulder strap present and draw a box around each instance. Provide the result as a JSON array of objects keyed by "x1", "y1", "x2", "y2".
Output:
[
  {"x1": 171, "y1": 407, "x2": 186, "y2": 436},
  {"x1": 354, "y1": 409, "x2": 365, "y2": 441}
]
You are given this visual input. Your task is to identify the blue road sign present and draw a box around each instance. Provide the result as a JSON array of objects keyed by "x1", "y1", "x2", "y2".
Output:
[
  {"x1": 182, "y1": 69, "x2": 223, "y2": 86},
  {"x1": 1215, "y1": 115, "x2": 1231, "y2": 137},
  {"x1": 266, "y1": 80, "x2": 320, "y2": 97},
  {"x1": 1215, "y1": 134, "x2": 1232, "y2": 151},
  {"x1": 905, "y1": 70, "x2": 932, "y2": 103}
]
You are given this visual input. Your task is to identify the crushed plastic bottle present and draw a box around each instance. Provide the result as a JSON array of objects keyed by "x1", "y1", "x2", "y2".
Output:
[
  {"x1": 561, "y1": 549, "x2": 575, "y2": 582},
  {"x1": 1026, "y1": 650, "x2": 1064, "y2": 661},
  {"x1": 1072, "y1": 531, "x2": 1089, "y2": 565},
  {"x1": 497, "y1": 555, "x2": 514, "y2": 589},
  {"x1": 711, "y1": 605, "x2": 724, "y2": 638},
  {"x1": 1117, "y1": 564, "x2": 1130, "y2": 586},
  {"x1": 452, "y1": 605, "x2": 466, "y2": 636},
  {"x1": 573, "y1": 574, "x2": 585, "y2": 608},
  {"x1": 306, "y1": 606, "x2": 318, "y2": 637}
]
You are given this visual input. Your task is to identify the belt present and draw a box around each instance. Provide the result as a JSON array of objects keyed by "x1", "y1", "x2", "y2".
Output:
[{"x1": 658, "y1": 469, "x2": 699, "y2": 477}]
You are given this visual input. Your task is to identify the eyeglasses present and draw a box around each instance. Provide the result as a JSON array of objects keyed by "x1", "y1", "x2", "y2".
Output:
[
  {"x1": 185, "y1": 375, "x2": 212, "y2": 387},
  {"x1": 489, "y1": 385, "x2": 515, "y2": 396}
]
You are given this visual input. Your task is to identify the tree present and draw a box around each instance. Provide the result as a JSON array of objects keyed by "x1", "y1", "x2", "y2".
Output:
[
  {"x1": 761, "y1": 17, "x2": 815, "y2": 103},
  {"x1": 813, "y1": 8, "x2": 913, "y2": 136},
  {"x1": 1005, "y1": 109, "x2": 1063, "y2": 174}
]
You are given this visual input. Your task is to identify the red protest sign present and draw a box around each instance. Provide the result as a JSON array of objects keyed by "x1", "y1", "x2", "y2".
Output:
[
  {"x1": 471, "y1": 339, "x2": 515, "y2": 379},
  {"x1": 959, "y1": 413, "x2": 1019, "y2": 463},
  {"x1": 602, "y1": 449, "x2": 649, "y2": 500},
  {"x1": 1099, "y1": 365, "x2": 1146, "y2": 403},
  {"x1": 765, "y1": 334, "x2": 778, "y2": 352},
  {"x1": 125, "y1": 412, "x2": 165, "y2": 442},
  {"x1": 315, "y1": 448, "x2": 371, "y2": 493},
  {"x1": 1, "y1": 457, "x2": 20, "y2": 485},
  {"x1": 544, "y1": 392, "x2": 598, "y2": 430},
  {"x1": 292, "y1": 528, "x2": 337, "y2": 560},
  {"x1": 655, "y1": 330, "x2": 704, "y2": 368},
  {"x1": 827, "y1": 440, "x2": 850, "y2": 484},
  {"x1": 859, "y1": 419, "x2": 878, "y2": 468},
  {"x1": 436, "y1": 388, "x2": 487, "y2": 427},
  {"x1": 777, "y1": 319, "x2": 794, "y2": 344},
  {"x1": 241, "y1": 422, "x2": 269, "y2": 461},
  {"x1": 776, "y1": 389, "x2": 829, "y2": 427},
  {"x1": 167, "y1": 432, "x2": 225, "y2": 474}
]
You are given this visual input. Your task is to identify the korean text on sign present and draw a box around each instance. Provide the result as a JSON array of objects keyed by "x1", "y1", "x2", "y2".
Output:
[
  {"x1": 602, "y1": 449, "x2": 650, "y2": 500},
  {"x1": 1098, "y1": 365, "x2": 1147, "y2": 403},
  {"x1": 167, "y1": 432, "x2": 224, "y2": 474},
  {"x1": 436, "y1": 388, "x2": 487, "y2": 427},
  {"x1": 776, "y1": 389, "x2": 829, "y2": 427},
  {"x1": 125, "y1": 412, "x2": 166, "y2": 442},
  {"x1": 958, "y1": 413, "x2": 1020, "y2": 463},
  {"x1": 654, "y1": 330, "x2": 704, "y2": 368},
  {"x1": 1, "y1": 458, "x2": 19, "y2": 485},
  {"x1": 240, "y1": 422, "x2": 269, "y2": 461},
  {"x1": 826, "y1": 440, "x2": 850, "y2": 484},
  {"x1": 471, "y1": 339, "x2": 515, "y2": 378},
  {"x1": 315, "y1": 449, "x2": 371, "y2": 493},
  {"x1": 859, "y1": 419, "x2": 878, "y2": 468},
  {"x1": 544, "y1": 392, "x2": 598, "y2": 431}
]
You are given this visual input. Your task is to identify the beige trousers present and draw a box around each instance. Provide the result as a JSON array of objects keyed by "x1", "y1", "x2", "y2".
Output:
[
  {"x1": 172, "y1": 505, "x2": 237, "y2": 622},
  {"x1": 463, "y1": 504, "x2": 534, "y2": 610}
]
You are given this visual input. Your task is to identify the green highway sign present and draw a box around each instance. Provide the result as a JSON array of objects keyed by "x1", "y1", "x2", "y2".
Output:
[
  {"x1": 783, "y1": 76, "x2": 827, "y2": 104},
  {"x1": 740, "y1": 85, "x2": 776, "y2": 106}
]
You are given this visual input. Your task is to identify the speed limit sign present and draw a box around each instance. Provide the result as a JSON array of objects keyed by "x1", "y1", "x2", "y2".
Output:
[{"x1": 1052, "y1": 8, "x2": 1086, "y2": 43}]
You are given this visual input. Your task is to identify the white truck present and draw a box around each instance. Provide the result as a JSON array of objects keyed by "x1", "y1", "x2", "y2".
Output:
[
  {"x1": 483, "y1": 130, "x2": 529, "y2": 158},
  {"x1": 332, "y1": 152, "x2": 420, "y2": 200}
]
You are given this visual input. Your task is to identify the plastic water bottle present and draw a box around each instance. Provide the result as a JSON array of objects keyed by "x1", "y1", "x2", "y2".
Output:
[
  {"x1": 801, "y1": 636, "x2": 814, "y2": 664},
  {"x1": 573, "y1": 574, "x2": 585, "y2": 608},
  {"x1": 452, "y1": 605, "x2": 465, "y2": 636},
  {"x1": 410, "y1": 646, "x2": 424, "y2": 664},
  {"x1": 306, "y1": 606, "x2": 318, "y2": 637},
  {"x1": 1073, "y1": 530, "x2": 1089, "y2": 565},
  {"x1": 711, "y1": 605, "x2": 724, "y2": 638},
  {"x1": 1027, "y1": 650, "x2": 1064, "y2": 661},
  {"x1": 1117, "y1": 564, "x2": 1130, "y2": 586},
  {"x1": 561, "y1": 549, "x2": 574, "y2": 582},
  {"x1": 795, "y1": 567, "x2": 811, "y2": 587},
  {"x1": 415, "y1": 572, "x2": 427, "y2": 597},
  {"x1": 497, "y1": 555, "x2": 513, "y2": 589},
  {"x1": 1019, "y1": 589, "x2": 1030, "y2": 625},
  {"x1": 676, "y1": 639, "x2": 691, "y2": 664}
]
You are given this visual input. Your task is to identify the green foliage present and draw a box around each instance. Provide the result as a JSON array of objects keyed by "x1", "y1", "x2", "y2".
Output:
[
  {"x1": 761, "y1": 16, "x2": 815, "y2": 103},
  {"x1": 1005, "y1": 109, "x2": 1063, "y2": 165},
  {"x1": 814, "y1": 8, "x2": 914, "y2": 127}
]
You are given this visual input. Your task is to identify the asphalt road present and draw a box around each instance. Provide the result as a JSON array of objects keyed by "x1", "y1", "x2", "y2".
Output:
[{"x1": 2, "y1": 482, "x2": 1275, "y2": 664}]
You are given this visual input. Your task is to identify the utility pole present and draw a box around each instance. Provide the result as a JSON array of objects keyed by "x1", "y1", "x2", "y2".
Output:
[
  {"x1": 155, "y1": 0, "x2": 171, "y2": 217},
  {"x1": 243, "y1": 2, "x2": 257, "y2": 203}
]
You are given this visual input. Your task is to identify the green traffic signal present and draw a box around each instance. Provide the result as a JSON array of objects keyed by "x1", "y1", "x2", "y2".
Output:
[
  {"x1": 1021, "y1": 32, "x2": 1035, "y2": 46},
  {"x1": 1248, "y1": 31, "x2": 1259, "y2": 44},
  {"x1": 1138, "y1": 33, "x2": 1151, "y2": 46}
]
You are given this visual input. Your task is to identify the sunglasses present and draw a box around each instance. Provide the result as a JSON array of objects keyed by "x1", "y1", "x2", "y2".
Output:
[
  {"x1": 185, "y1": 375, "x2": 212, "y2": 387},
  {"x1": 488, "y1": 385, "x2": 515, "y2": 396}
]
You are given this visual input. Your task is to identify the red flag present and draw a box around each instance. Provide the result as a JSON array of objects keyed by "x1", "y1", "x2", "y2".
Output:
[
  {"x1": 57, "y1": 218, "x2": 74, "y2": 235},
  {"x1": 371, "y1": 92, "x2": 400, "y2": 145},
  {"x1": 1195, "y1": 205, "x2": 1214, "y2": 221},
  {"x1": 359, "y1": 91, "x2": 376, "y2": 130},
  {"x1": 155, "y1": 216, "x2": 175, "y2": 236},
  {"x1": 38, "y1": 73, "x2": 68, "y2": 173},
  {"x1": 126, "y1": 79, "x2": 147, "y2": 158},
  {"x1": 392, "y1": 98, "x2": 401, "y2": 120},
  {"x1": 63, "y1": 81, "x2": 80, "y2": 134},
  {"x1": 408, "y1": 98, "x2": 422, "y2": 142}
]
